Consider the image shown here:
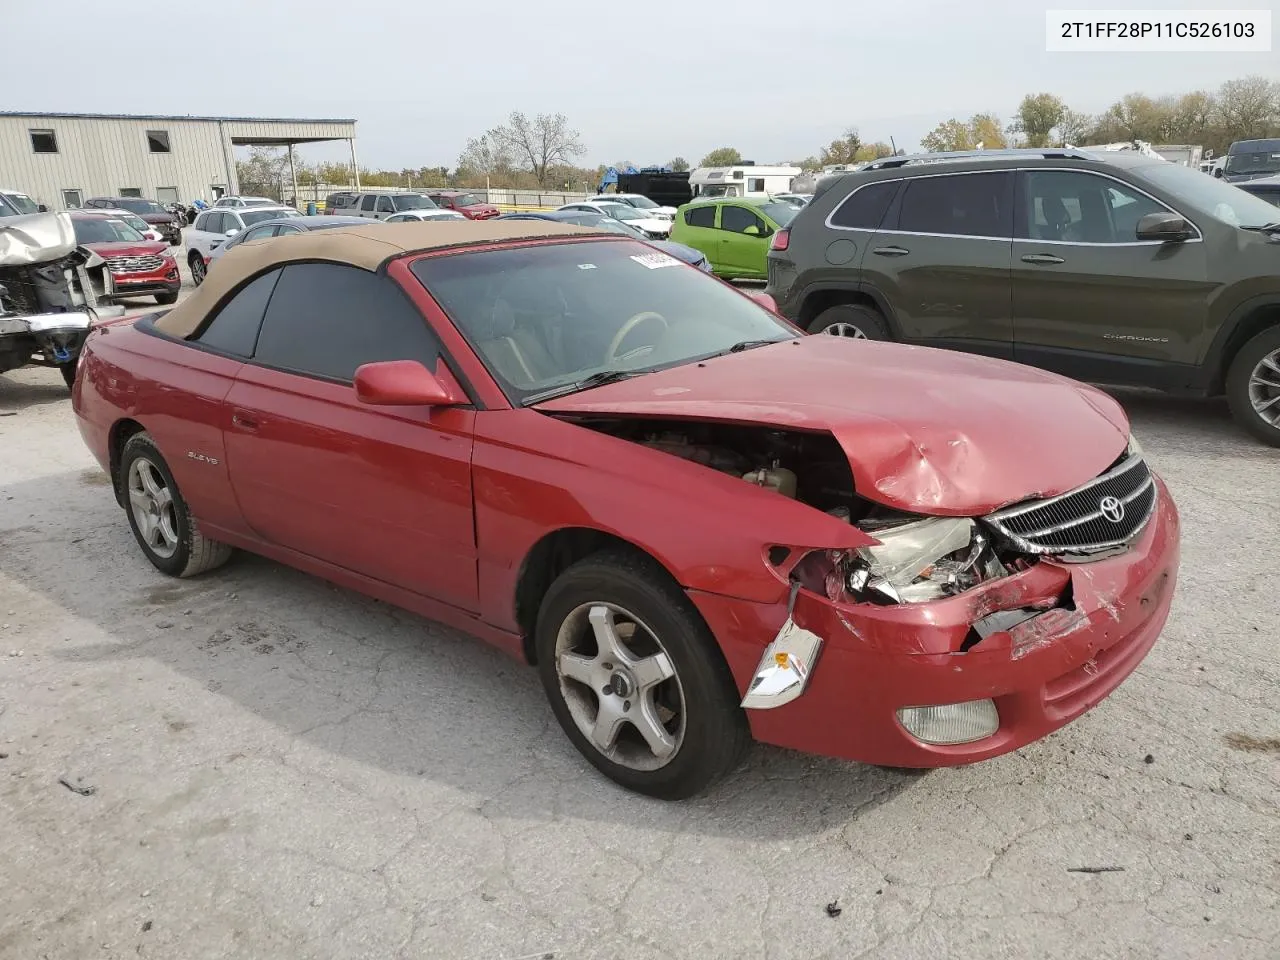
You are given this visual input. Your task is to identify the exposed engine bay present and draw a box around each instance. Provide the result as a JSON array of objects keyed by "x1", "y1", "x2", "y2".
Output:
[{"x1": 573, "y1": 417, "x2": 1037, "y2": 607}]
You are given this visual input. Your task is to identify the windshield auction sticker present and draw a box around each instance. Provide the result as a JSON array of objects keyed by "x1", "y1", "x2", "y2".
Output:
[{"x1": 630, "y1": 253, "x2": 680, "y2": 269}]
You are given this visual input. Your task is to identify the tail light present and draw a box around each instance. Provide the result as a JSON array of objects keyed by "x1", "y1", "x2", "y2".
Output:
[{"x1": 770, "y1": 228, "x2": 790, "y2": 252}]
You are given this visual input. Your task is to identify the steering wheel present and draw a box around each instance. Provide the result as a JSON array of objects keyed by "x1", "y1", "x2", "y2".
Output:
[{"x1": 605, "y1": 311, "x2": 668, "y2": 364}]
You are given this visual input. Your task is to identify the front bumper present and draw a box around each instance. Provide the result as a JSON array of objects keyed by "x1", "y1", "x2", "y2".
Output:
[
  {"x1": 690, "y1": 477, "x2": 1180, "y2": 767},
  {"x1": 103, "y1": 264, "x2": 180, "y2": 299}
]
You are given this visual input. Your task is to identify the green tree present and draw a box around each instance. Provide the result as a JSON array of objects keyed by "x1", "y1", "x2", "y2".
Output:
[
  {"x1": 921, "y1": 119, "x2": 973, "y2": 152},
  {"x1": 817, "y1": 129, "x2": 863, "y2": 166},
  {"x1": 969, "y1": 113, "x2": 1008, "y2": 149},
  {"x1": 1215, "y1": 75, "x2": 1280, "y2": 142},
  {"x1": 1056, "y1": 108, "x2": 1093, "y2": 146},
  {"x1": 855, "y1": 142, "x2": 895, "y2": 162},
  {"x1": 668, "y1": 156, "x2": 689, "y2": 172},
  {"x1": 1012, "y1": 93, "x2": 1066, "y2": 147},
  {"x1": 699, "y1": 146, "x2": 743, "y2": 166}
]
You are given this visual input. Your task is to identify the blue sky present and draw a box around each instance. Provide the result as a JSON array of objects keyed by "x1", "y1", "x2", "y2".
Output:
[{"x1": 7, "y1": 0, "x2": 1276, "y2": 169}]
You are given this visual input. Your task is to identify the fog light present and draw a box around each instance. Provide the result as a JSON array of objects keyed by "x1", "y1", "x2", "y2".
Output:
[{"x1": 897, "y1": 700, "x2": 999, "y2": 745}]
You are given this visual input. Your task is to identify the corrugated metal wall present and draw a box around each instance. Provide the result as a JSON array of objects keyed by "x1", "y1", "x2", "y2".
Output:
[{"x1": 0, "y1": 116, "x2": 354, "y2": 210}]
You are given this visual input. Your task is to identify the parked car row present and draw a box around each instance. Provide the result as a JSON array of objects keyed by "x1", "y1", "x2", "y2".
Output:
[{"x1": 322, "y1": 190, "x2": 500, "y2": 220}]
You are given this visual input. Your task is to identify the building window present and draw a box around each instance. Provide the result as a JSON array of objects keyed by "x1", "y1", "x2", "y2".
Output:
[
  {"x1": 156, "y1": 187, "x2": 179, "y2": 205},
  {"x1": 119, "y1": 188, "x2": 143, "y2": 198},
  {"x1": 30, "y1": 129, "x2": 58, "y2": 153},
  {"x1": 146, "y1": 130, "x2": 171, "y2": 153},
  {"x1": 62, "y1": 189, "x2": 83, "y2": 209}
]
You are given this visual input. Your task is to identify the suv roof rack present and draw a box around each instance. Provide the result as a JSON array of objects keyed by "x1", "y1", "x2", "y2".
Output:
[{"x1": 864, "y1": 148, "x2": 1093, "y2": 169}]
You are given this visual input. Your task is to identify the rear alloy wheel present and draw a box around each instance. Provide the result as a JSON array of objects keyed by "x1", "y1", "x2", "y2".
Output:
[
  {"x1": 189, "y1": 253, "x2": 206, "y2": 286},
  {"x1": 119, "y1": 432, "x2": 233, "y2": 577},
  {"x1": 808, "y1": 303, "x2": 889, "y2": 340},
  {"x1": 1226, "y1": 327, "x2": 1280, "y2": 447},
  {"x1": 535, "y1": 550, "x2": 749, "y2": 799}
]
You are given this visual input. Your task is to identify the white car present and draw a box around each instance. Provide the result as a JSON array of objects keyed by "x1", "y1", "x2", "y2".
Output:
[
  {"x1": 595, "y1": 192, "x2": 677, "y2": 220},
  {"x1": 185, "y1": 206, "x2": 303, "y2": 285},
  {"x1": 94, "y1": 208, "x2": 165, "y2": 243},
  {"x1": 385, "y1": 210, "x2": 468, "y2": 223},
  {"x1": 772, "y1": 193, "x2": 812, "y2": 208},
  {"x1": 556, "y1": 200, "x2": 671, "y2": 238},
  {"x1": 213, "y1": 196, "x2": 279, "y2": 208}
]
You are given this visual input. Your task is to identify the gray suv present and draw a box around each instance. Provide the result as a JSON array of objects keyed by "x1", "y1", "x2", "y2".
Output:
[{"x1": 765, "y1": 148, "x2": 1280, "y2": 445}]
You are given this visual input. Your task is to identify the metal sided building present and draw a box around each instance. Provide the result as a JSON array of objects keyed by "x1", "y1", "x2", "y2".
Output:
[{"x1": 0, "y1": 112, "x2": 358, "y2": 210}]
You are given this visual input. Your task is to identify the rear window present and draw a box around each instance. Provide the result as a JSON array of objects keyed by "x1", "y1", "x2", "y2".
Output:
[
  {"x1": 759, "y1": 202, "x2": 798, "y2": 226},
  {"x1": 829, "y1": 181, "x2": 898, "y2": 229}
]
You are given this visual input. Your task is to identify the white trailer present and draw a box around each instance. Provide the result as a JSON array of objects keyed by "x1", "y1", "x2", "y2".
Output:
[{"x1": 689, "y1": 164, "x2": 802, "y2": 199}]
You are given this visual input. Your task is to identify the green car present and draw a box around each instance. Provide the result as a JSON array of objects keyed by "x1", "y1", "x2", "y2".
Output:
[{"x1": 670, "y1": 197, "x2": 798, "y2": 280}]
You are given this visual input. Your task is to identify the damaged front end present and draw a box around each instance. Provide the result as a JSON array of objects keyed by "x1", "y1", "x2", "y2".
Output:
[{"x1": 0, "y1": 211, "x2": 124, "y2": 379}]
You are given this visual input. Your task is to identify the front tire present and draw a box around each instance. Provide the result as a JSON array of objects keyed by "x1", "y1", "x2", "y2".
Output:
[
  {"x1": 60, "y1": 363, "x2": 77, "y2": 389},
  {"x1": 155, "y1": 290, "x2": 179, "y2": 305},
  {"x1": 119, "y1": 432, "x2": 233, "y2": 577},
  {"x1": 808, "y1": 302, "x2": 889, "y2": 340},
  {"x1": 535, "y1": 550, "x2": 750, "y2": 800},
  {"x1": 1226, "y1": 326, "x2": 1280, "y2": 447},
  {"x1": 188, "y1": 253, "x2": 206, "y2": 287}
]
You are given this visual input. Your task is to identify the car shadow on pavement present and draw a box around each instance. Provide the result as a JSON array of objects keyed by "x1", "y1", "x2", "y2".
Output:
[
  {"x1": 5, "y1": 467, "x2": 916, "y2": 838},
  {"x1": 0, "y1": 372, "x2": 72, "y2": 412},
  {"x1": 1104, "y1": 387, "x2": 1275, "y2": 459}
]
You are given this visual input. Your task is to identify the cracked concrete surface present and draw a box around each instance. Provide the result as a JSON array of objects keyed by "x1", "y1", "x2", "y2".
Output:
[{"x1": 1, "y1": 366, "x2": 1277, "y2": 960}]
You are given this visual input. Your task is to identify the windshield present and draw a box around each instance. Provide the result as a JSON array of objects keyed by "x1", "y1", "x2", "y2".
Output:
[
  {"x1": 113, "y1": 213, "x2": 150, "y2": 232},
  {"x1": 394, "y1": 194, "x2": 439, "y2": 211},
  {"x1": 1226, "y1": 149, "x2": 1280, "y2": 176},
  {"x1": 73, "y1": 217, "x2": 146, "y2": 244},
  {"x1": 759, "y1": 202, "x2": 798, "y2": 226},
  {"x1": 449, "y1": 194, "x2": 482, "y2": 207},
  {"x1": 597, "y1": 204, "x2": 645, "y2": 221},
  {"x1": 241, "y1": 209, "x2": 297, "y2": 226},
  {"x1": 116, "y1": 198, "x2": 164, "y2": 215},
  {"x1": 1139, "y1": 163, "x2": 1280, "y2": 227},
  {"x1": 2, "y1": 192, "x2": 41, "y2": 215},
  {"x1": 620, "y1": 195, "x2": 659, "y2": 209},
  {"x1": 411, "y1": 239, "x2": 793, "y2": 403}
]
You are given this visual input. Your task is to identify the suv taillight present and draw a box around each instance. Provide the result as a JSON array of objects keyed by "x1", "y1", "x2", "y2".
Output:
[{"x1": 770, "y1": 228, "x2": 790, "y2": 252}]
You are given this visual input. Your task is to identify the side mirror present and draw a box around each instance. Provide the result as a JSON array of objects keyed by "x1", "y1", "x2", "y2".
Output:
[
  {"x1": 37, "y1": 203, "x2": 48, "y2": 212},
  {"x1": 354, "y1": 360, "x2": 467, "y2": 407},
  {"x1": 748, "y1": 291, "x2": 778, "y2": 312},
  {"x1": 1136, "y1": 212, "x2": 1195, "y2": 243},
  {"x1": 225, "y1": 228, "x2": 239, "y2": 237}
]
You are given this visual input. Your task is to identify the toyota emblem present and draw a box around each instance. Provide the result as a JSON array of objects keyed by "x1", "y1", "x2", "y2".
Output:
[{"x1": 1099, "y1": 495, "x2": 1125, "y2": 524}]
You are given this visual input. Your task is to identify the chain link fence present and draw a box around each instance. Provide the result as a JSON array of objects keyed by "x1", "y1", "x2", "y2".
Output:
[{"x1": 239, "y1": 180, "x2": 599, "y2": 213}]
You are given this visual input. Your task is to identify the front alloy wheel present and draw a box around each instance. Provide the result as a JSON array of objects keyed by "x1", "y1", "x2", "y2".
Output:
[
  {"x1": 1227, "y1": 327, "x2": 1280, "y2": 447},
  {"x1": 535, "y1": 550, "x2": 750, "y2": 799},
  {"x1": 555, "y1": 602, "x2": 685, "y2": 771},
  {"x1": 1246, "y1": 348, "x2": 1280, "y2": 428}
]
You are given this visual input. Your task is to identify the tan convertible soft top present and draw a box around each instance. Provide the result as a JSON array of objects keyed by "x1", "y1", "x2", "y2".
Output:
[{"x1": 153, "y1": 220, "x2": 602, "y2": 339}]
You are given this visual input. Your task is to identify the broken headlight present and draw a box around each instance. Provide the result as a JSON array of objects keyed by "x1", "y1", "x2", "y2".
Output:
[{"x1": 846, "y1": 517, "x2": 1007, "y2": 604}]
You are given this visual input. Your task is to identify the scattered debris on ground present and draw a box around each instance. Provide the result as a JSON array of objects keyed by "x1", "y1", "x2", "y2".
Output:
[
  {"x1": 57, "y1": 777, "x2": 96, "y2": 796},
  {"x1": 1067, "y1": 866, "x2": 1126, "y2": 874},
  {"x1": 1224, "y1": 732, "x2": 1280, "y2": 753},
  {"x1": 825, "y1": 899, "x2": 842, "y2": 917}
]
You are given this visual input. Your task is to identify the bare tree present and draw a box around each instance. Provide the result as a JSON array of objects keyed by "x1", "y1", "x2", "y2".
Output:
[
  {"x1": 1056, "y1": 108, "x2": 1093, "y2": 146},
  {"x1": 456, "y1": 133, "x2": 514, "y2": 177},
  {"x1": 482, "y1": 112, "x2": 586, "y2": 186},
  {"x1": 1216, "y1": 76, "x2": 1280, "y2": 141}
]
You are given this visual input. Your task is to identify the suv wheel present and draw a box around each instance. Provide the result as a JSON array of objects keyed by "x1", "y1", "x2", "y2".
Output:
[
  {"x1": 809, "y1": 303, "x2": 889, "y2": 340},
  {"x1": 1226, "y1": 326, "x2": 1280, "y2": 447}
]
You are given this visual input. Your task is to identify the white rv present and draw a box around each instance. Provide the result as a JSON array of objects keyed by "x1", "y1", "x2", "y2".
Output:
[{"x1": 689, "y1": 164, "x2": 802, "y2": 199}]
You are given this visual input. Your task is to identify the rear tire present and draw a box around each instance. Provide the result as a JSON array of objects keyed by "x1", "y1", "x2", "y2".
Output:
[
  {"x1": 534, "y1": 549, "x2": 750, "y2": 800},
  {"x1": 808, "y1": 303, "x2": 889, "y2": 340},
  {"x1": 60, "y1": 363, "x2": 77, "y2": 389},
  {"x1": 119, "y1": 432, "x2": 234, "y2": 577},
  {"x1": 1226, "y1": 326, "x2": 1280, "y2": 447}
]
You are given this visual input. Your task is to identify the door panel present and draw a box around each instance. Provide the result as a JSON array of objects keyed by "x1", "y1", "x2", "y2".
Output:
[
  {"x1": 718, "y1": 205, "x2": 769, "y2": 278},
  {"x1": 1012, "y1": 169, "x2": 1214, "y2": 370},
  {"x1": 224, "y1": 367, "x2": 479, "y2": 611},
  {"x1": 857, "y1": 171, "x2": 1014, "y2": 355}
]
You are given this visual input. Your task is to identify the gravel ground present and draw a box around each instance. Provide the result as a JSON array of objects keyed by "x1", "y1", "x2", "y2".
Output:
[{"x1": 1, "y1": 324, "x2": 1277, "y2": 958}]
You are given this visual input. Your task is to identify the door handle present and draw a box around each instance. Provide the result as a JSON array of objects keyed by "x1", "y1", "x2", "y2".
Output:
[
  {"x1": 1021, "y1": 253, "x2": 1066, "y2": 264},
  {"x1": 873, "y1": 245, "x2": 910, "y2": 257},
  {"x1": 231, "y1": 412, "x2": 259, "y2": 431}
]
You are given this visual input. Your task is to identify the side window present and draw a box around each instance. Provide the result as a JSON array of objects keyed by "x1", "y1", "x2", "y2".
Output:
[
  {"x1": 719, "y1": 205, "x2": 766, "y2": 235},
  {"x1": 897, "y1": 172, "x2": 1012, "y2": 239},
  {"x1": 829, "y1": 181, "x2": 899, "y2": 230},
  {"x1": 360, "y1": 194, "x2": 376, "y2": 211},
  {"x1": 253, "y1": 263, "x2": 444, "y2": 382},
  {"x1": 1020, "y1": 171, "x2": 1166, "y2": 244},
  {"x1": 377, "y1": 196, "x2": 395, "y2": 213},
  {"x1": 242, "y1": 224, "x2": 276, "y2": 242},
  {"x1": 684, "y1": 205, "x2": 716, "y2": 228},
  {"x1": 193, "y1": 269, "x2": 281, "y2": 356},
  {"x1": 748, "y1": 178, "x2": 765, "y2": 192},
  {"x1": 204, "y1": 212, "x2": 225, "y2": 233}
]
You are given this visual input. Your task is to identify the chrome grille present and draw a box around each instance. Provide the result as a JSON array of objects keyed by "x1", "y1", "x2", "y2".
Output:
[
  {"x1": 984, "y1": 453, "x2": 1156, "y2": 556},
  {"x1": 105, "y1": 255, "x2": 166, "y2": 274}
]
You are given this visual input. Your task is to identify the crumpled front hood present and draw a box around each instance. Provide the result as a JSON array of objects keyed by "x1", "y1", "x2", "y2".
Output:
[{"x1": 537, "y1": 336, "x2": 1130, "y2": 516}]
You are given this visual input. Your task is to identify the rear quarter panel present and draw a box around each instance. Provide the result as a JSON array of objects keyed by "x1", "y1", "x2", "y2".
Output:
[{"x1": 74, "y1": 322, "x2": 249, "y2": 533}]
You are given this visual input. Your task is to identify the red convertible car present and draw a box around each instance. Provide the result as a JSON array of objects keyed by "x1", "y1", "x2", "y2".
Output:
[{"x1": 72, "y1": 221, "x2": 1180, "y2": 799}]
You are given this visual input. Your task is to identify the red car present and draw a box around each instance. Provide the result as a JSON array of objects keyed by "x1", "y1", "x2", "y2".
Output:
[
  {"x1": 71, "y1": 212, "x2": 181, "y2": 306},
  {"x1": 426, "y1": 190, "x2": 500, "y2": 220},
  {"x1": 71, "y1": 221, "x2": 1180, "y2": 799}
]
